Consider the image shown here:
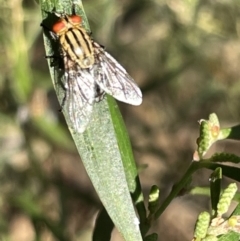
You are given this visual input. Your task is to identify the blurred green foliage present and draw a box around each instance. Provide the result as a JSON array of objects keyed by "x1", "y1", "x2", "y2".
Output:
[{"x1": 0, "y1": 0, "x2": 240, "y2": 240}]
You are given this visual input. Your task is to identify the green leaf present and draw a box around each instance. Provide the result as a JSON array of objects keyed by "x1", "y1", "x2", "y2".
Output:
[
  {"x1": 206, "y1": 163, "x2": 240, "y2": 183},
  {"x1": 210, "y1": 168, "x2": 222, "y2": 216},
  {"x1": 40, "y1": 0, "x2": 144, "y2": 240},
  {"x1": 194, "y1": 211, "x2": 211, "y2": 239},
  {"x1": 107, "y1": 96, "x2": 147, "y2": 225},
  {"x1": 196, "y1": 113, "x2": 221, "y2": 158},
  {"x1": 218, "y1": 231, "x2": 240, "y2": 241},
  {"x1": 217, "y1": 183, "x2": 237, "y2": 216}
]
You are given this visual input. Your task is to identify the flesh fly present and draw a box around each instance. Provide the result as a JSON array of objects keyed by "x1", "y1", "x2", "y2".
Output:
[{"x1": 44, "y1": 14, "x2": 142, "y2": 133}]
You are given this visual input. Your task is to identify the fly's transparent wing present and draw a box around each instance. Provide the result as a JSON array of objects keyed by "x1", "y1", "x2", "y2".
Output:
[
  {"x1": 92, "y1": 42, "x2": 142, "y2": 106},
  {"x1": 61, "y1": 57, "x2": 96, "y2": 133}
]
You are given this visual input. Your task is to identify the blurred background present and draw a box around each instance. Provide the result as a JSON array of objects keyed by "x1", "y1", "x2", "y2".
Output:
[{"x1": 0, "y1": 0, "x2": 240, "y2": 240}]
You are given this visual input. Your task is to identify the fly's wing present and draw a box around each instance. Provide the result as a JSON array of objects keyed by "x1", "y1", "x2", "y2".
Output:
[
  {"x1": 92, "y1": 42, "x2": 142, "y2": 106},
  {"x1": 61, "y1": 58, "x2": 96, "y2": 133}
]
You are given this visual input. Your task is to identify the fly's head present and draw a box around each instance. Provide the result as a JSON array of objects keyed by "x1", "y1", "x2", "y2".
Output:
[{"x1": 52, "y1": 15, "x2": 83, "y2": 36}]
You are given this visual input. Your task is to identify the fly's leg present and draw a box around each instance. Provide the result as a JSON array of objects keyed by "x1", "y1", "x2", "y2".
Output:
[{"x1": 94, "y1": 84, "x2": 105, "y2": 102}]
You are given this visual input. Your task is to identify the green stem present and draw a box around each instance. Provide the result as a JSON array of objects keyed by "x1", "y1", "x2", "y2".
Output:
[{"x1": 154, "y1": 161, "x2": 219, "y2": 219}]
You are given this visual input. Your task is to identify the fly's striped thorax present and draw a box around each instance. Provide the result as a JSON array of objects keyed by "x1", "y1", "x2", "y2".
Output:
[{"x1": 59, "y1": 26, "x2": 95, "y2": 69}]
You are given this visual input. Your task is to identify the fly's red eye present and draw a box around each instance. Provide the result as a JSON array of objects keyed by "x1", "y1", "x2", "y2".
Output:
[
  {"x1": 52, "y1": 20, "x2": 66, "y2": 33},
  {"x1": 68, "y1": 15, "x2": 82, "y2": 25}
]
